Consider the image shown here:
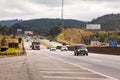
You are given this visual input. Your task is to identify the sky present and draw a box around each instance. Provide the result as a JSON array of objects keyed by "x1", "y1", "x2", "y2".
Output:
[{"x1": 0, "y1": 0, "x2": 120, "y2": 21}]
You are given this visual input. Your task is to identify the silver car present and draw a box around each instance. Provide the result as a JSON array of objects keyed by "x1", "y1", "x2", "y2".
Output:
[
  {"x1": 61, "y1": 45, "x2": 68, "y2": 51},
  {"x1": 50, "y1": 46, "x2": 56, "y2": 51}
]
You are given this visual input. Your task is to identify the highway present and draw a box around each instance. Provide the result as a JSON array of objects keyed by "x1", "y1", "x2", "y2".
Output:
[
  {"x1": 0, "y1": 40, "x2": 119, "y2": 80},
  {"x1": 40, "y1": 39, "x2": 120, "y2": 79},
  {"x1": 25, "y1": 40, "x2": 119, "y2": 80}
]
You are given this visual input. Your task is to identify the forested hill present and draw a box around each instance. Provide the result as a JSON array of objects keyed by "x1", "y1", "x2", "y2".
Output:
[
  {"x1": 89, "y1": 14, "x2": 120, "y2": 31},
  {"x1": 10, "y1": 18, "x2": 86, "y2": 35},
  {"x1": 0, "y1": 19, "x2": 22, "y2": 27},
  {"x1": 8, "y1": 14, "x2": 120, "y2": 36},
  {"x1": 20, "y1": 18, "x2": 86, "y2": 29}
]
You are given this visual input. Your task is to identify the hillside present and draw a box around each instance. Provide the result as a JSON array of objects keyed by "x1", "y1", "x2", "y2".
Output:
[
  {"x1": 55, "y1": 28, "x2": 93, "y2": 44},
  {"x1": 89, "y1": 14, "x2": 120, "y2": 31},
  {"x1": 3, "y1": 13, "x2": 120, "y2": 36},
  {"x1": 20, "y1": 18, "x2": 86, "y2": 28},
  {"x1": 0, "y1": 19, "x2": 22, "y2": 27},
  {"x1": 10, "y1": 18, "x2": 87, "y2": 36}
]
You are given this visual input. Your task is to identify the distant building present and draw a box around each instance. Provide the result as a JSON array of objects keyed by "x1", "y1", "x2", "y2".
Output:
[
  {"x1": 17, "y1": 29, "x2": 22, "y2": 32},
  {"x1": 90, "y1": 41, "x2": 101, "y2": 47},
  {"x1": 86, "y1": 24, "x2": 101, "y2": 30},
  {"x1": 17, "y1": 29, "x2": 22, "y2": 35},
  {"x1": 24, "y1": 31, "x2": 33, "y2": 35}
]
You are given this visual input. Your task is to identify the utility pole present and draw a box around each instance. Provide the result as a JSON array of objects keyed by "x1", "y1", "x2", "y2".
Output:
[{"x1": 61, "y1": 0, "x2": 64, "y2": 26}]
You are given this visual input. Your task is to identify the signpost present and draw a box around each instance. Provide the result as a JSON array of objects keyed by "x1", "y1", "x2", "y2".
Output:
[{"x1": 109, "y1": 41, "x2": 117, "y2": 47}]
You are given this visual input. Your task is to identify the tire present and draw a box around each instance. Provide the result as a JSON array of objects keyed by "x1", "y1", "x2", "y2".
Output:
[
  {"x1": 76, "y1": 53, "x2": 79, "y2": 56},
  {"x1": 86, "y1": 53, "x2": 88, "y2": 56},
  {"x1": 74, "y1": 52, "x2": 76, "y2": 56},
  {"x1": 82, "y1": 53, "x2": 85, "y2": 56}
]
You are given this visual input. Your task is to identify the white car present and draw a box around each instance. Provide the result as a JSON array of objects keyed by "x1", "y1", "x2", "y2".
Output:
[
  {"x1": 47, "y1": 45, "x2": 52, "y2": 49},
  {"x1": 50, "y1": 46, "x2": 56, "y2": 51},
  {"x1": 61, "y1": 45, "x2": 68, "y2": 51}
]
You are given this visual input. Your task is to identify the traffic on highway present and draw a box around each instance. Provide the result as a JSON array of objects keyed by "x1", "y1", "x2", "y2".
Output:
[
  {"x1": 0, "y1": 37, "x2": 120, "y2": 80},
  {"x1": 25, "y1": 37, "x2": 120, "y2": 80},
  {"x1": 0, "y1": 0, "x2": 120, "y2": 80}
]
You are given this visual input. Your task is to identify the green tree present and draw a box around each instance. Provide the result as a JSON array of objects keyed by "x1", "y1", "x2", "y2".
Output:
[
  {"x1": 108, "y1": 34, "x2": 116, "y2": 41},
  {"x1": 0, "y1": 25, "x2": 9, "y2": 35},
  {"x1": 49, "y1": 24, "x2": 64, "y2": 38},
  {"x1": 1, "y1": 36, "x2": 7, "y2": 46},
  {"x1": 117, "y1": 36, "x2": 120, "y2": 44}
]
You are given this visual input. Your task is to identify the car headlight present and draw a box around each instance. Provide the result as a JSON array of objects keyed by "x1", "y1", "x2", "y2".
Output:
[
  {"x1": 77, "y1": 49, "x2": 80, "y2": 51},
  {"x1": 85, "y1": 49, "x2": 88, "y2": 52}
]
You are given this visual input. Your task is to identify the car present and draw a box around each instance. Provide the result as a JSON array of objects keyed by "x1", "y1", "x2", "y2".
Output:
[
  {"x1": 49, "y1": 39, "x2": 53, "y2": 42},
  {"x1": 74, "y1": 44, "x2": 88, "y2": 56},
  {"x1": 50, "y1": 46, "x2": 56, "y2": 51},
  {"x1": 61, "y1": 45, "x2": 68, "y2": 51},
  {"x1": 47, "y1": 45, "x2": 52, "y2": 49}
]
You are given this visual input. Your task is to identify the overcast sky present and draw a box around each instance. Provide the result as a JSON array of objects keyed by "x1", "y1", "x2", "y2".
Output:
[{"x1": 0, "y1": 0, "x2": 120, "y2": 21}]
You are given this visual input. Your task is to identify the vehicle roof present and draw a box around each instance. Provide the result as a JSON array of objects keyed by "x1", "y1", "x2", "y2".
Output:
[{"x1": 75, "y1": 44, "x2": 86, "y2": 46}]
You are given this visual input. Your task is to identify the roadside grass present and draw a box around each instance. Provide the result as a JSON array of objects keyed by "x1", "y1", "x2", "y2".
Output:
[
  {"x1": 0, "y1": 43, "x2": 21, "y2": 55},
  {"x1": 55, "y1": 28, "x2": 93, "y2": 44},
  {"x1": 40, "y1": 41, "x2": 49, "y2": 47},
  {"x1": 55, "y1": 33, "x2": 70, "y2": 45}
]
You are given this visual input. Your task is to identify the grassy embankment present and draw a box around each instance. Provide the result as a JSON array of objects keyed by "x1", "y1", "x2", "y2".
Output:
[
  {"x1": 55, "y1": 28, "x2": 93, "y2": 45},
  {"x1": 0, "y1": 36, "x2": 21, "y2": 55},
  {"x1": 40, "y1": 40, "x2": 49, "y2": 47},
  {"x1": 0, "y1": 43, "x2": 21, "y2": 55}
]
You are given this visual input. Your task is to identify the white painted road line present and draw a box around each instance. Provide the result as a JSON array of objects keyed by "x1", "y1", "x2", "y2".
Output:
[
  {"x1": 43, "y1": 53, "x2": 118, "y2": 80},
  {"x1": 40, "y1": 71, "x2": 95, "y2": 74},
  {"x1": 43, "y1": 76, "x2": 110, "y2": 80},
  {"x1": 38, "y1": 68, "x2": 84, "y2": 70}
]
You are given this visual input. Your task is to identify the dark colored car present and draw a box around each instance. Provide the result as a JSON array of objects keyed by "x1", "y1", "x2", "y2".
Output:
[{"x1": 74, "y1": 44, "x2": 88, "y2": 56}]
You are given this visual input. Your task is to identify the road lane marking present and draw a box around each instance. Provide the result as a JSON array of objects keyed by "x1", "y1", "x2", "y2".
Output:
[
  {"x1": 38, "y1": 68, "x2": 84, "y2": 70},
  {"x1": 43, "y1": 76, "x2": 110, "y2": 80},
  {"x1": 36, "y1": 66, "x2": 77, "y2": 68},
  {"x1": 42, "y1": 53, "x2": 118, "y2": 80},
  {"x1": 90, "y1": 58, "x2": 103, "y2": 62},
  {"x1": 40, "y1": 71, "x2": 95, "y2": 74}
]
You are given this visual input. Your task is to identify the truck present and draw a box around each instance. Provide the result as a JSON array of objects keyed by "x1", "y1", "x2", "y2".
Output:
[{"x1": 31, "y1": 42, "x2": 40, "y2": 50}]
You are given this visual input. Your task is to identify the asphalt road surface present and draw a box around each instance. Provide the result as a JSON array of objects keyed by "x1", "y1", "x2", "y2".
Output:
[{"x1": 0, "y1": 41, "x2": 120, "y2": 80}]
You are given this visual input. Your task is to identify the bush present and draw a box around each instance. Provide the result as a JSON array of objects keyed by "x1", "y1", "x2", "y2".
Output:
[{"x1": 0, "y1": 43, "x2": 21, "y2": 55}]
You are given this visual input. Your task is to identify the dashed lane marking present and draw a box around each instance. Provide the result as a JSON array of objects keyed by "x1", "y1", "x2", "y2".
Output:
[
  {"x1": 42, "y1": 53, "x2": 118, "y2": 80},
  {"x1": 43, "y1": 76, "x2": 110, "y2": 80},
  {"x1": 40, "y1": 71, "x2": 96, "y2": 74}
]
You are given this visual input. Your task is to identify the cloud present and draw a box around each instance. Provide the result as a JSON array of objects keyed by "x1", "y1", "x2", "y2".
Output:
[
  {"x1": 29, "y1": 0, "x2": 62, "y2": 7},
  {"x1": 29, "y1": 0, "x2": 78, "y2": 7},
  {"x1": 0, "y1": 0, "x2": 120, "y2": 21},
  {"x1": 99, "y1": 0, "x2": 119, "y2": 1}
]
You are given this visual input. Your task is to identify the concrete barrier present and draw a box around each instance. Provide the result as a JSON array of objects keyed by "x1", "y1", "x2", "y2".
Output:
[
  {"x1": 87, "y1": 47, "x2": 120, "y2": 55},
  {"x1": 56, "y1": 46, "x2": 120, "y2": 55}
]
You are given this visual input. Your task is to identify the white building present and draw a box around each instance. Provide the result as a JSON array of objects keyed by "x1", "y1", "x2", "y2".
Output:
[
  {"x1": 86, "y1": 24, "x2": 101, "y2": 30},
  {"x1": 24, "y1": 31, "x2": 33, "y2": 35},
  {"x1": 90, "y1": 41, "x2": 101, "y2": 47}
]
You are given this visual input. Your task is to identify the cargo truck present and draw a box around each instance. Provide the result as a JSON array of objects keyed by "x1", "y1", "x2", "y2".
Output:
[{"x1": 31, "y1": 42, "x2": 40, "y2": 50}]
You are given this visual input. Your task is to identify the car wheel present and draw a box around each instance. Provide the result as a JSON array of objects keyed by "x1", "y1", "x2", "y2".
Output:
[
  {"x1": 86, "y1": 53, "x2": 88, "y2": 56},
  {"x1": 76, "y1": 53, "x2": 79, "y2": 56},
  {"x1": 74, "y1": 52, "x2": 76, "y2": 56}
]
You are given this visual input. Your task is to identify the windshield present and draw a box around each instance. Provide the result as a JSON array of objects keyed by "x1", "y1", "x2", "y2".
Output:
[
  {"x1": 77, "y1": 45, "x2": 86, "y2": 49},
  {"x1": 33, "y1": 42, "x2": 40, "y2": 45},
  {"x1": 62, "y1": 46, "x2": 67, "y2": 48}
]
